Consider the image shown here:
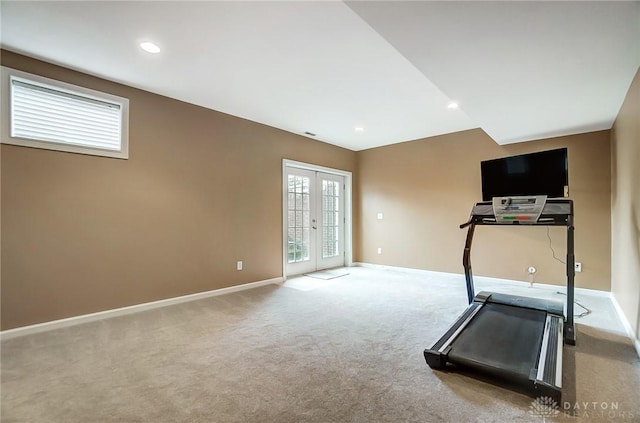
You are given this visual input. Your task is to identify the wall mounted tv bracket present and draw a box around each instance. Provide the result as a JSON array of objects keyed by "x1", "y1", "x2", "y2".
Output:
[{"x1": 491, "y1": 195, "x2": 547, "y2": 224}]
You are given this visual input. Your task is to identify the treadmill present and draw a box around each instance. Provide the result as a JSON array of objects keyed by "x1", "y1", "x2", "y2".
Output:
[{"x1": 424, "y1": 197, "x2": 575, "y2": 403}]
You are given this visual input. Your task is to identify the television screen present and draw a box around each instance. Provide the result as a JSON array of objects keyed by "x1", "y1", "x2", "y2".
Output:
[{"x1": 481, "y1": 148, "x2": 568, "y2": 201}]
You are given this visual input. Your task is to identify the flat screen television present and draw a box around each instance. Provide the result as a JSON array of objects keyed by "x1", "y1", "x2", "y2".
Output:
[{"x1": 480, "y1": 148, "x2": 568, "y2": 201}]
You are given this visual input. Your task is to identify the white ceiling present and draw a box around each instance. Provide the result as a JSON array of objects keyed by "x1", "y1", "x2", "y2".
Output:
[{"x1": 1, "y1": 1, "x2": 639, "y2": 151}]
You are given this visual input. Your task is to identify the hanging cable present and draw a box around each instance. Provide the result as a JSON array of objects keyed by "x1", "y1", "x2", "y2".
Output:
[
  {"x1": 555, "y1": 291, "x2": 592, "y2": 318},
  {"x1": 547, "y1": 226, "x2": 566, "y2": 265}
]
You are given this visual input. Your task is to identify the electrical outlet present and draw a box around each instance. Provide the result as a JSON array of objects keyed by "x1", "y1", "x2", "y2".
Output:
[
  {"x1": 377, "y1": 247, "x2": 382, "y2": 254},
  {"x1": 237, "y1": 261, "x2": 243, "y2": 271},
  {"x1": 377, "y1": 212, "x2": 384, "y2": 220},
  {"x1": 575, "y1": 262, "x2": 582, "y2": 272}
]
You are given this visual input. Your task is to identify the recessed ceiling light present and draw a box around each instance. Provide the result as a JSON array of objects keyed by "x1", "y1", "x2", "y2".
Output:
[
  {"x1": 447, "y1": 102, "x2": 459, "y2": 109},
  {"x1": 354, "y1": 127, "x2": 364, "y2": 132},
  {"x1": 140, "y1": 41, "x2": 161, "y2": 54}
]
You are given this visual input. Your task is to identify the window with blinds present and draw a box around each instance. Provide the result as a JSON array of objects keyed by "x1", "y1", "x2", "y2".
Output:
[{"x1": 2, "y1": 67, "x2": 129, "y2": 159}]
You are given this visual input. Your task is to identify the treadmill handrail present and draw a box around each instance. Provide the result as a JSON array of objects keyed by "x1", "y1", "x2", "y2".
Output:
[
  {"x1": 460, "y1": 219, "x2": 473, "y2": 229},
  {"x1": 464, "y1": 198, "x2": 573, "y2": 226}
]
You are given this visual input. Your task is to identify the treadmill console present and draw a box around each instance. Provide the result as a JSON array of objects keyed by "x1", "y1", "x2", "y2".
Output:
[{"x1": 492, "y1": 195, "x2": 547, "y2": 224}]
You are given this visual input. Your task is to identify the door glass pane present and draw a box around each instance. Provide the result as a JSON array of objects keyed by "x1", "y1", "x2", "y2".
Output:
[
  {"x1": 295, "y1": 227, "x2": 303, "y2": 261},
  {"x1": 287, "y1": 227, "x2": 296, "y2": 262},
  {"x1": 321, "y1": 179, "x2": 340, "y2": 259},
  {"x1": 287, "y1": 174, "x2": 312, "y2": 264}
]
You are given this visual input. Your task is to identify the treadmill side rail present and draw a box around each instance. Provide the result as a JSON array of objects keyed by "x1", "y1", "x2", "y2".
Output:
[
  {"x1": 424, "y1": 302, "x2": 483, "y2": 369},
  {"x1": 534, "y1": 315, "x2": 563, "y2": 403}
]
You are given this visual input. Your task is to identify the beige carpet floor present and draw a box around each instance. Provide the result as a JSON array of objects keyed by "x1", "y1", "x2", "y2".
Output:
[{"x1": 2, "y1": 267, "x2": 639, "y2": 422}]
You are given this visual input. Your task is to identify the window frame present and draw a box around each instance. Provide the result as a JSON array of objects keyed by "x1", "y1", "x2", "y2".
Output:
[{"x1": 1, "y1": 66, "x2": 129, "y2": 159}]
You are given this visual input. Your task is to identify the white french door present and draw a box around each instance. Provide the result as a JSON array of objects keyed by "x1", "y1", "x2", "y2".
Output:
[{"x1": 285, "y1": 167, "x2": 345, "y2": 276}]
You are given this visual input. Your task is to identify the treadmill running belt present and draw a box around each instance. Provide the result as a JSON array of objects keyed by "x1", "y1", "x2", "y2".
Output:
[{"x1": 448, "y1": 303, "x2": 546, "y2": 377}]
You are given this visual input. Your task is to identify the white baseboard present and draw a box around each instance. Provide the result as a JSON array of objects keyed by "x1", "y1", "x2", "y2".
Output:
[
  {"x1": 353, "y1": 262, "x2": 610, "y2": 297},
  {"x1": 0, "y1": 276, "x2": 283, "y2": 341},
  {"x1": 533, "y1": 282, "x2": 612, "y2": 298},
  {"x1": 609, "y1": 294, "x2": 640, "y2": 359},
  {"x1": 353, "y1": 262, "x2": 457, "y2": 279}
]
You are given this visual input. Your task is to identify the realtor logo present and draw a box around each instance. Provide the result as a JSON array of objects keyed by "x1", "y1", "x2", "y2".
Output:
[{"x1": 529, "y1": 396, "x2": 560, "y2": 421}]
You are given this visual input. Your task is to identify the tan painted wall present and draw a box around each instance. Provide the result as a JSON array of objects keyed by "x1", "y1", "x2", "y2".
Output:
[
  {"x1": 0, "y1": 51, "x2": 357, "y2": 329},
  {"x1": 611, "y1": 67, "x2": 640, "y2": 340},
  {"x1": 0, "y1": 49, "x2": 618, "y2": 330},
  {"x1": 356, "y1": 129, "x2": 611, "y2": 291}
]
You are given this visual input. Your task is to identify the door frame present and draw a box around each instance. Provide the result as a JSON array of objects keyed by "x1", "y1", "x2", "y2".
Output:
[{"x1": 282, "y1": 159, "x2": 353, "y2": 280}]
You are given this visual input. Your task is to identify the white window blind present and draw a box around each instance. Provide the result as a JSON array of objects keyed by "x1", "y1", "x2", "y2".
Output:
[
  {"x1": 11, "y1": 78, "x2": 122, "y2": 150},
  {"x1": 2, "y1": 67, "x2": 129, "y2": 159}
]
